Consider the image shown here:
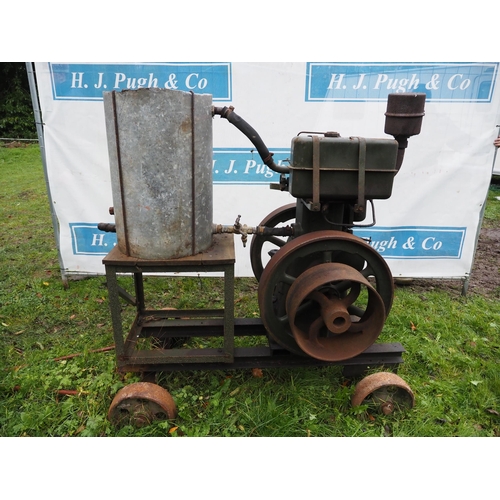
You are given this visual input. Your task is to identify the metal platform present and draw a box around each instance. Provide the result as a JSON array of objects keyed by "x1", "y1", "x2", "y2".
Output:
[{"x1": 103, "y1": 233, "x2": 405, "y2": 378}]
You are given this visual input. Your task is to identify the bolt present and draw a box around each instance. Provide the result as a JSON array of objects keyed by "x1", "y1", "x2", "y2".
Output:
[{"x1": 381, "y1": 401, "x2": 394, "y2": 415}]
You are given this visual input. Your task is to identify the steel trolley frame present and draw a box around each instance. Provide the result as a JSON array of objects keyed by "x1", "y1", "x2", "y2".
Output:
[{"x1": 103, "y1": 233, "x2": 405, "y2": 378}]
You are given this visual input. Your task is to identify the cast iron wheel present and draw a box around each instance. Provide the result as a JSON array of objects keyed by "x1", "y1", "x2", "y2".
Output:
[
  {"x1": 108, "y1": 382, "x2": 177, "y2": 427},
  {"x1": 258, "y1": 230, "x2": 394, "y2": 357},
  {"x1": 250, "y1": 203, "x2": 296, "y2": 280},
  {"x1": 286, "y1": 262, "x2": 386, "y2": 361},
  {"x1": 351, "y1": 372, "x2": 415, "y2": 414}
]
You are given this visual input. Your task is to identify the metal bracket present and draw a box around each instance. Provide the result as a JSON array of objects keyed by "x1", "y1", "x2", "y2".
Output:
[
  {"x1": 311, "y1": 135, "x2": 321, "y2": 211},
  {"x1": 351, "y1": 136, "x2": 367, "y2": 217}
]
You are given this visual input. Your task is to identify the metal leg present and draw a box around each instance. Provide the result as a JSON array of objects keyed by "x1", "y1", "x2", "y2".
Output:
[
  {"x1": 461, "y1": 276, "x2": 469, "y2": 297},
  {"x1": 105, "y1": 265, "x2": 126, "y2": 357},
  {"x1": 134, "y1": 271, "x2": 146, "y2": 314},
  {"x1": 223, "y1": 263, "x2": 235, "y2": 361}
]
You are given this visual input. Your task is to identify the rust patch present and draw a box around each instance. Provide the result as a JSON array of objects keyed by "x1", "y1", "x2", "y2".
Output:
[{"x1": 180, "y1": 118, "x2": 192, "y2": 134}]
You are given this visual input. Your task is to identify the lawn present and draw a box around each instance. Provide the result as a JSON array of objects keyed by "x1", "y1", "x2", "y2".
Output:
[{"x1": 1, "y1": 143, "x2": 500, "y2": 438}]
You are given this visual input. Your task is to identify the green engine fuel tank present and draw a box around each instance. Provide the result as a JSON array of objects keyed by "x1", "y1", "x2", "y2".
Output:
[{"x1": 288, "y1": 135, "x2": 399, "y2": 201}]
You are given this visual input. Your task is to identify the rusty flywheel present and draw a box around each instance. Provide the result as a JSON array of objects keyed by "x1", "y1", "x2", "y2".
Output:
[
  {"x1": 286, "y1": 262, "x2": 386, "y2": 361},
  {"x1": 258, "y1": 230, "x2": 394, "y2": 359},
  {"x1": 250, "y1": 203, "x2": 296, "y2": 281}
]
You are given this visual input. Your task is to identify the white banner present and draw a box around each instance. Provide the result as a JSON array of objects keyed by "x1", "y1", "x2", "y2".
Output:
[{"x1": 33, "y1": 62, "x2": 500, "y2": 278}]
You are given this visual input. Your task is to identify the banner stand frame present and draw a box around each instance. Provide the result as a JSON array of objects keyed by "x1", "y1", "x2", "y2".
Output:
[
  {"x1": 463, "y1": 124, "x2": 500, "y2": 296},
  {"x1": 26, "y1": 62, "x2": 69, "y2": 288}
]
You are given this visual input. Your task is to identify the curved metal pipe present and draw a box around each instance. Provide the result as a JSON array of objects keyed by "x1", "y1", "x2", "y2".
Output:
[{"x1": 213, "y1": 106, "x2": 290, "y2": 174}]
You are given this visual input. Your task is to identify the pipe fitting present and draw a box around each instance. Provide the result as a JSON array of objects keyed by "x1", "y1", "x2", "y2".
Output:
[{"x1": 213, "y1": 105, "x2": 290, "y2": 175}]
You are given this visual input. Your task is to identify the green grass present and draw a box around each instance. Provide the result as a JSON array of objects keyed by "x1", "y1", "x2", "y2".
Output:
[
  {"x1": 484, "y1": 182, "x2": 500, "y2": 228},
  {"x1": 2, "y1": 143, "x2": 500, "y2": 437}
]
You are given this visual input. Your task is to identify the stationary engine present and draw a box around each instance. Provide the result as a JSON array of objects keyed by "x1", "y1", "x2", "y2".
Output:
[
  {"x1": 101, "y1": 89, "x2": 425, "y2": 425},
  {"x1": 213, "y1": 93, "x2": 425, "y2": 361}
]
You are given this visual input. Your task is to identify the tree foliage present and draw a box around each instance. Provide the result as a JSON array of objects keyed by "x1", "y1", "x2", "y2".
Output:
[{"x1": 0, "y1": 63, "x2": 37, "y2": 139}]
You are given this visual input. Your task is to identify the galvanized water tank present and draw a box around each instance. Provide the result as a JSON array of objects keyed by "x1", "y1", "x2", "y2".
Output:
[{"x1": 103, "y1": 88, "x2": 213, "y2": 260}]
